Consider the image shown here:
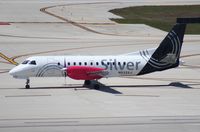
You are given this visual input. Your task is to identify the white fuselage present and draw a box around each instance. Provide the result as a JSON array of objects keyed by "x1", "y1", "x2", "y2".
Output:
[{"x1": 9, "y1": 54, "x2": 150, "y2": 79}]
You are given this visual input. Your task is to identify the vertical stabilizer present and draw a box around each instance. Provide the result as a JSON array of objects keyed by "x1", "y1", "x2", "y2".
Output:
[{"x1": 138, "y1": 17, "x2": 200, "y2": 75}]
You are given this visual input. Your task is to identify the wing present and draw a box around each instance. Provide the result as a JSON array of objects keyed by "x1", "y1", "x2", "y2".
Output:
[{"x1": 87, "y1": 70, "x2": 109, "y2": 77}]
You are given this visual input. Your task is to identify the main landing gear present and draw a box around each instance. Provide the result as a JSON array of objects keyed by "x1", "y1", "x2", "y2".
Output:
[
  {"x1": 94, "y1": 84, "x2": 100, "y2": 90},
  {"x1": 84, "y1": 80, "x2": 91, "y2": 86},
  {"x1": 25, "y1": 79, "x2": 30, "y2": 89},
  {"x1": 84, "y1": 80, "x2": 100, "y2": 90}
]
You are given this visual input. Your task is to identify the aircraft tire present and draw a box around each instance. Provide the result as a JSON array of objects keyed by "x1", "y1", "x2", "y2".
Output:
[
  {"x1": 84, "y1": 80, "x2": 91, "y2": 86},
  {"x1": 94, "y1": 84, "x2": 100, "y2": 90},
  {"x1": 25, "y1": 85, "x2": 30, "y2": 89}
]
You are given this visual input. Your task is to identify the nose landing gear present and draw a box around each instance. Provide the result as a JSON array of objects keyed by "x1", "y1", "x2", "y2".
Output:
[{"x1": 25, "y1": 79, "x2": 30, "y2": 89}]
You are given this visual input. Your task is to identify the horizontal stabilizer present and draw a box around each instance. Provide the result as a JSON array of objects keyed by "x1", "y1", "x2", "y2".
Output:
[
  {"x1": 160, "y1": 53, "x2": 177, "y2": 64},
  {"x1": 177, "y1": 17, "x2": 200, "y2": 24}
]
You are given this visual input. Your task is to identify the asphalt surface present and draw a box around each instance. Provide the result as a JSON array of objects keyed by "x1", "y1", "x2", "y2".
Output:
[{"x1": 0, "y1": 0, "x2": 200, "y2": 131}]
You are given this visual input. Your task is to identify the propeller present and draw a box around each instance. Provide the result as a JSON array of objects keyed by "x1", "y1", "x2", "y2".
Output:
[{"x1": 63, "y1": 58, "x2": 67, "y2": 86}]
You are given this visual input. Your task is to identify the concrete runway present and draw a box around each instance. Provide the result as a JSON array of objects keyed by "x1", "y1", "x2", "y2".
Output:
[{"x1": 0, "y1": 0, "x2": 200, "y2": 131}]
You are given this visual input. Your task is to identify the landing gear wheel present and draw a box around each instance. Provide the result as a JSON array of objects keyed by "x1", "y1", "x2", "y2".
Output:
[
  {"x1": 94, "y1": 84, "x2": 100, "y2": 90},
  {"x1": 84, "y1": 80, "x2": 91, "y2": 86},
  {"x1": 25, "y1": 79, "x2": 30, "y2": 89},
  {"x1": 25, "y1": 85, "x2": 30, "y2": 89}
]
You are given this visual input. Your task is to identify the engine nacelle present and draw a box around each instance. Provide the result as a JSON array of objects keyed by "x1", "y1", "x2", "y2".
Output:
[{"x1": 66, "y1": 66, "x2": 104, "y2": 80}]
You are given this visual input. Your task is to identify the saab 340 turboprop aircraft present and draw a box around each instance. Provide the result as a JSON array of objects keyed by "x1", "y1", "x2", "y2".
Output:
[{"x1": 9, "y1": 18, "x2": 200, "y2": 89}]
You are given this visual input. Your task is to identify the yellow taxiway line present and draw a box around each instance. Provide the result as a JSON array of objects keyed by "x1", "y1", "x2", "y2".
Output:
[{"x1": 0, "y1": 52, "x2": 18, "y2": 65}]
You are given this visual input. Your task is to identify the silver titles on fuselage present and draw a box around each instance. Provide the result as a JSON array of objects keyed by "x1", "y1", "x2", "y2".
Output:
[{"x1": 101, "y1": 59, "x2": 141, "y2": 71}]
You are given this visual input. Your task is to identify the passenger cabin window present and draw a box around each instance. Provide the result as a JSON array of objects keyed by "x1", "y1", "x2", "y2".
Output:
[
  {"x1": 84, "y1": 62, "x2": 87, "y2": 65},
  {"x1": 68, "y1": 62, "x2": 70, "y2": 66},
  {"x1": 22, "y1": 60, "x2": 29, "y2": 64},
  {"x1": 79, "y1": 62, "x2": 82, "y2": 65},
  {"x1": 30, "y1": 60, "x2": 36, "y2": 65}
]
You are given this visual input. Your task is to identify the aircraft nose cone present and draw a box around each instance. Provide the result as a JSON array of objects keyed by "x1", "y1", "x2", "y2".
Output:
[
  {"x1": 9, "y1": 65, "x2": 29, "y2": 79},
  {"x1": 9, "y1": 66, "x2": 22, "y2": 76},
  {"x1": 9, "y1": 68, "x2": 17, "y2": 76}
]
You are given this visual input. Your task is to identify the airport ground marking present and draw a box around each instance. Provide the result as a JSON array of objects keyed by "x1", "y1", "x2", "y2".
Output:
[
  {"x1": 181, "y1": 53, "x2": 200, "y2": 58},
  {"x1": 123, "y1": 76, "x2": 200, "y2": 84},
  {"x1": 10, "y1": 43, "x2": 141, "y2": 61},
  {"x1": 0, "y1": 52, "x2": 18, "y2": 65},
  {"x1": 40, "y1": 2, "x2": 122, "y2": 36},
  {"x1": 0, "y1": 61, "x2": 11, "y2": 64}
]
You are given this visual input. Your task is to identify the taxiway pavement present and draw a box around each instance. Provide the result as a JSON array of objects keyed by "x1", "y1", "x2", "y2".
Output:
[{"x1": 0, "y1": 0, "x2": 200, "y2": 131}]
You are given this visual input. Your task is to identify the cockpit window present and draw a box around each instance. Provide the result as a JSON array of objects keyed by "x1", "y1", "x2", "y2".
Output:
[
  {"x1": 29, "y1": 60, "x2": 36, "y2": 65},
  {"x1": 22, "y1": 60, "x2": 29, "y2": 64}
]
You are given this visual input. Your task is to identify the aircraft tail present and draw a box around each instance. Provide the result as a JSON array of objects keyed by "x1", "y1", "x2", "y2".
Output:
[{"x1": 138, "y1": 17, "x2": 200, "y2": 75}]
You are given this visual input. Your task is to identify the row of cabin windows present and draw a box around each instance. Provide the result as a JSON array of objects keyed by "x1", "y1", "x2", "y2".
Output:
[{"x1": 62, "y1": 62, "x2": 127, "y2": 66}]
